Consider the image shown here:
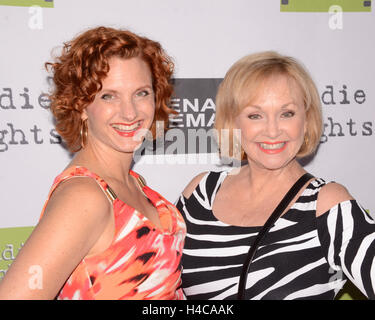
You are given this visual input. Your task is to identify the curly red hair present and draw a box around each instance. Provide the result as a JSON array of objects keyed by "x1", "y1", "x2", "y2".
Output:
[{"x1": 46, "y1": 26, "x2": 175, "y2": 152}]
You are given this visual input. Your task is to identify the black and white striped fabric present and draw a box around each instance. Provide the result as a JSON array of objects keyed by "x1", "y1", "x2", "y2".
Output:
[{"x1": 176, "y1": 170, "x2": 375, "y2": 300}]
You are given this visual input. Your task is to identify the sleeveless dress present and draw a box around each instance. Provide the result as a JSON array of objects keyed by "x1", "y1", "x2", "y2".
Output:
[
  {"x1": 176, "y1": 170, "x2": 375, "y2": 300},
  {"x1": 40, "y1": 166, "x2": 186, "y2": 300}
]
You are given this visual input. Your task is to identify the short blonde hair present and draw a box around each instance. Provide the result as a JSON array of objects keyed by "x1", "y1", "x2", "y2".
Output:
[{"x1": 215, "y1": 51, "x2": 322, "y2": 159}]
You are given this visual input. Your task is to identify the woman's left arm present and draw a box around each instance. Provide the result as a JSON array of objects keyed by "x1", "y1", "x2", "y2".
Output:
[{"x1": 317, "y1": 183, "x2": 375, "y2": 299}]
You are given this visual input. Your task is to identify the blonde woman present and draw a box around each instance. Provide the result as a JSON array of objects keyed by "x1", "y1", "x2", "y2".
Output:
[{"x1": 177, "y1": 51, "x2": 375, "y2": 300}]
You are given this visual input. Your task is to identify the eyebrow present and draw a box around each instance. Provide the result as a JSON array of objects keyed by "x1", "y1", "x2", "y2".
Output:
[
  {"x1": 100, "y1": 84, "x2": 153, "y2": 93},
  {"x1": 100, "y1": 89, "x2": 118, "y2": 94},
  {"x1": 248, "y1": 101, "x2": 296, "y2": 109}
]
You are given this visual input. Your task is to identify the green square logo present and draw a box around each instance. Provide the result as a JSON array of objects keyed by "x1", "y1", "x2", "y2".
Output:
[
  {"x1": 0, "y1": 0, "x2": 54, "y2": 8},
  {"x1": 281, "y1": 0, "x2": 371, "y2": 12},
  {"x1": 0, "y1": 226, "x2": 34, "y2": 280}
]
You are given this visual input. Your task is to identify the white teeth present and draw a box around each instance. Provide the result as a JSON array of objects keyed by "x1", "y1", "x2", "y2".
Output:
[
  {"x1": 260, "y1": 142, "x2": 285, "y2": 150},
  {"x1": 112, "y1": 122, "x2": 141, "y2": 131}
]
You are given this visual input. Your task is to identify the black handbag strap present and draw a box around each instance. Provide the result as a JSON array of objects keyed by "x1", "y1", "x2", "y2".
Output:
[{"x1": 237, "y1": 172, "x2": 314, "y2": 300}]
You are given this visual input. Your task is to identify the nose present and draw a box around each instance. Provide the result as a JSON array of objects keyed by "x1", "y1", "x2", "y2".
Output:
[
  {"x1": 265, "y1": 116, "x2": 282, "y2": 139},
  {"x1": 120, "y1": 99, "x2": 137, "y2": 122}
]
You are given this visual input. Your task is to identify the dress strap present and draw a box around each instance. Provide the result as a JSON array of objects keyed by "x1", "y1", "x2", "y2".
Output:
[
  {"x1": 49, "y1": 166, "x2": 117, "y2": 203},
  {"x1": 129, "y1": 170, "x2": 147, "y2": 197},
  {"x1": 104, "y1": 185, "x2": 117, "y2": 202},
  {"x1": 40, "y1": 166, "x2": 117, "y2": 220}
]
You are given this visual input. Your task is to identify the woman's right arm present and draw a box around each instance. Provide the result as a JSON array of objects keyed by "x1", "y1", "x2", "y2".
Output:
[{"x1": 0, "y1": 177, "x2": 112, "y2": 299}]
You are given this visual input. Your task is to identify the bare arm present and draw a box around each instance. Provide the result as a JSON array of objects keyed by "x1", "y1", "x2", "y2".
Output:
[
  {"x1": 0, "y1": 177, "x2": 112, "y2": 299},
  {"x1": 181, "y1": 172, "x2": 208, "y2": 199},
  {"x1": 316, "y1": 182, "x2": 354, "y2": 217}
]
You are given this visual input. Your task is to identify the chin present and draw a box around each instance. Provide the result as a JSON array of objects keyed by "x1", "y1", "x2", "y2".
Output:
[
  {"x1": 265, "y1": 165, "x2": 289, "y2": 171},
  {"x1": 250, "y1": 156, "x2": 293, "y2": 171},
  {"x1": 113, "y1": 140, "x2": 144, "y2": 154}
]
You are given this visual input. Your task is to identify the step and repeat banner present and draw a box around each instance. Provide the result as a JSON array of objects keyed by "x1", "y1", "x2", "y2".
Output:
[{"x1": 0, "y1": 0, "x2": 374, "y2": 299}]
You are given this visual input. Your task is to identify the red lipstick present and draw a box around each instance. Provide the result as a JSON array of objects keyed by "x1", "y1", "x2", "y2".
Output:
[
  {"x1": 111, "y1": 121, "x2": 142, "y2": 138},
  {"x1": 258, "y1": 141, "x2": 287, "y2": 154}
]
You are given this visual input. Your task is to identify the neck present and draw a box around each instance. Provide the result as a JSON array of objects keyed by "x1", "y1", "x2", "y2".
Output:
[
  {"x1": 240, "y1": 159, "x2": 305, "y2": 191},
  {"x1": 72, "y1": 143, "x2": 134, "y2": 185}
]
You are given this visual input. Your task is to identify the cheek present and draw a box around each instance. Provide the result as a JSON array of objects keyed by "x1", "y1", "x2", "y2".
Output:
[
  {"x1": 296, "y1": 118, "x2": 306, "y2": 138},
  {"x1": 85, "y1": 106, "x2": 114, "y2": 133},
  {"x1": 238, "y1": 120, "x2": 259, "y2": 141},
  {"x1": 148, "y1": 100, "x2": 156, "y2": 113},
  {"x1": 88, "y1": 103, "x2": 114, "y2": 120},
  {"x1": 144, "y1": 102, "x2": 156, "y2": 121},
  {"x1": 148, "y1": 105, "x2": 156, "y2": 118},
  {"x1": 282, "y1": 117, "x2": 306, "y2": 140}
]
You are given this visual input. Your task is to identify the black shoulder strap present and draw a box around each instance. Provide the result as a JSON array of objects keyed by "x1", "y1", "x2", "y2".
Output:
[{"x1": 237, "y1": 172, "x2": 314, "y2": 300}]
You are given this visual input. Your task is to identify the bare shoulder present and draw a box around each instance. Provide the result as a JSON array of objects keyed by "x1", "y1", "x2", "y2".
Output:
[
  {"x1": 40, "y1": 176, "x2": 113, "y2": 253},
  {"x1": 316, "y1": 182, "x2": 354, "y2": 217},
  {"x1": 182, "y1": 171, "x2": 209, "y2": 199},
  {"x1": 39, "y1": 176, "x2": 113, "y2": 260},
  {"x1": 49, "y1": 176, "x2": 110, "y2": 205},
  {"x1": 45, "y1": 176, "x2": 111, "y2": 220},
  {"x1": 0, "y1": 176, "x2": 112, "y2": 299}
]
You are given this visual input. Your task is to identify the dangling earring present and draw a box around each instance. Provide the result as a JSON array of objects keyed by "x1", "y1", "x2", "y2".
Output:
[
  {"x1": 80, "y1": 118, "x2": 88, "y2": 149},
  {"x1": 303, "y1": 135, "x2": 309, "y2": 148}
]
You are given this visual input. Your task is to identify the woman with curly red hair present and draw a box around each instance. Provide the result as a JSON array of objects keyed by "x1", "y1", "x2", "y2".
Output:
[{"x1": 0, "y1": 26, "x2": 186, "y2": 300}]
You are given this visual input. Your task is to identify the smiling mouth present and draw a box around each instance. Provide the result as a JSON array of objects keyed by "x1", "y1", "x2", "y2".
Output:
[
  {"x1": 111, "y1": 121, "x2": 142, "y2": 137},
  {"x1": 258, "y1": 141, "x2": 287, "y2": 153},
  {"x1": 259, "y1": 142, "x2": 285, "y2": 149}
]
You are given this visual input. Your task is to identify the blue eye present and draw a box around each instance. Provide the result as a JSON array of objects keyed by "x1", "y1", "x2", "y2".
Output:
[
  {"x1": 248, "y1": 114, "x2": 261, "y2": 120},
  {"x1": 137, "y1": 90, "x2": 151, "y2": 97},
  {"x1": 101, "y1": 93, "x2": 114, "y2": 100},
  {"x1": 282, "y1": 111, "x2": 295, "y2": 118}
]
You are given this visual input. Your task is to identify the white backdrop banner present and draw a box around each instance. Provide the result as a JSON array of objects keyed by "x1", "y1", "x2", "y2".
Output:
[{"x1": 0, "y1": 1, "x2": 374, "y2": 287}]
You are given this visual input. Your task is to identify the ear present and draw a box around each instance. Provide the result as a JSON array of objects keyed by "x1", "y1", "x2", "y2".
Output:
[
  {"x1": 303, "y1": 108, "x2": 308, "y2": 135},
  {"x1": 81, "y1": 108, "x2": 88, "y2": 121}
]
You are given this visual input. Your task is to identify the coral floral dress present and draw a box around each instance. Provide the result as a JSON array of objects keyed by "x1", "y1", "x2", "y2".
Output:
[{"x1": 40, "y1": 166, "x2": 186, "y2": 300}]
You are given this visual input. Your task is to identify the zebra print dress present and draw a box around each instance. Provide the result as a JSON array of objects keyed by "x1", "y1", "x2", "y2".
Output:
[{"x1": 176, "y1": 170, "x2": 375, "y2": 300}]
